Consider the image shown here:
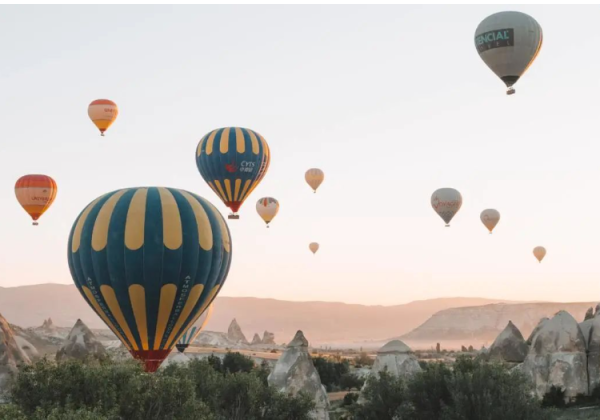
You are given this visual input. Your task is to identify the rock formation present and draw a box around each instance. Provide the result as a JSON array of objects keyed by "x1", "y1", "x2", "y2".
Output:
[
  {"x1": 461, "y1": 345, "x2": 467, "y2": 352},
  {"x1": 161, "y1": 352, "x2": 190, "y2": 368},
  {"x1": 227, "y1": 319, "x2": 248, "y2": 344},
  {"x1": 13, "y1": 336, "x2": 39, "y2": 361},
  {"x1": 268, "y1": 331, "x2": 329, "y2": 420},
  {"x1": 56, "y1": 319, "x2": 107, "y2": 362},
  {"x1": 518, "y1": 311, "x2": 588, "y2": 399},
  {"x1": 585, "y1": 307, "x2": 594, "y2": 321},
  {"x1": 489, "y1": 321, "x2": 528, "y2": 363},
  {"x1": 596, "y1": 304, "x2": 600, "y2": 317},
  {"x1": 586, "y1": 314, "x2": 600, "y2": 392},
  {"x1": 368, "y1": 340, "x2": 422, "y2": 379},
  {"x1": 262, "y1": 331, "x2": 275, "y2": 345},
  {"x1": 42, "y1": 318, "x2": 55, "y2": 331},
  {"x1": 526, "y1": 317, "x2": 549, "y2": 345},
  {"x1": 251, "y1": 333, "x2": 262, "y2": 345},
  {"x1": 0, "y1": 314, "x2": 31, "y2": 395}
]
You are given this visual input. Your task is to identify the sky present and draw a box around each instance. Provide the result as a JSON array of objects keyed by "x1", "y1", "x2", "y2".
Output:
[{"x1": 1, "y1": 5, "x2": 599, "y2": 306}]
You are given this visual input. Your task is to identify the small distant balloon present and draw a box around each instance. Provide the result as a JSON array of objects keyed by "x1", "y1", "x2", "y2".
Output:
[
  {"x1": 475, "y1": 11, "x2": 543, "y2": 95},
  {"x1": 305, "y1": 168, "x2": 324, "y2": 193},
  {"x1": 15, "y1": 175, "x2": 57, "y2": 226},
  {"x1": 480, "y1": 209, "x2": 500, "y2": 234},
  {"x1": 533, "y1": 246, "x2": 546, "y2": 263},
  {"x1": 431, "y1": 188, "x2": 462, "y2": 227},
  {"x1": 88, "y1": 99, "x2": 118, "y2": 136},
  {"x1": 309, "y1": 242, "x2": 319, "y2": 255},
  {"x1": 256, "y1": 197, "x2": 279, "y2": 227}
]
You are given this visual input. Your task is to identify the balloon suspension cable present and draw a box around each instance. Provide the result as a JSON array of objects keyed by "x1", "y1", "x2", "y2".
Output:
[{"x1": 506, "y1": 87, "x2": 516, "y2": 95}]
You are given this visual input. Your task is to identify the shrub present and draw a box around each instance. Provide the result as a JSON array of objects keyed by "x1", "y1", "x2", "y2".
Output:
[
  {"x1": 313, "y1": 356, "x2": 350, "y2": 391},
  {"x1": 349, "y1": 370, "x2": 412, "y2": 420},
  {"x1": 343, "y1": 392, "x2": 359, "y2": 406},
  {"x1": 222, "y1": 351, "x2": 255, "y2": 374},
  {"x1": 542, "y1": 385, "x2": 566, "y2": 408},
  {"x1": 339, "y1": 373, "x2": 364, "y2": 391},
  {"x1": 354, "y1": 352, "x2": 374, "y2": 367},
  {"x1": 407, "y1": 362, "x2": 452, "y2": 419}
]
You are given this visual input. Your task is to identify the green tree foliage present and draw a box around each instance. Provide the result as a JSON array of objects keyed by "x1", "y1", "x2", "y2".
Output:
[
  {"x1": 6, "y1": 355, "x2": 314, "y2": 420},
  {"x1": 339, "y1": 373, "x2": 364, "y2": 391},
  {"x1": 222, "y1": 351, "x2": 255, "y2": 374},
  {"x1": 313, "y1": 356, "x2": 351, "y2": 391},
  {"x1": 351, "y1": 356, "x2": 545, "y2": 420},
  {"x1": 353, "y1": 352, "x2": 374, "y2": 367}
]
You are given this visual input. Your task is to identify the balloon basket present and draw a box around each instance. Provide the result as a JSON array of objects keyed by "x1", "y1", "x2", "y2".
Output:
[
  {"x1": 228, "y1": 214, "x2": 240, "y2": 220},
  {"x1": 506, "y1": 87, "x2": 515, "y2": 95},
  {"x1": 32, "y1": 222, "x2": 39, "y2": 226},
  {"x1": 445, "y1": 224, "x2": 450, "y2": 228},
  {"x1": 175, "y1": 344, "x2": 188, "y2": 353}
]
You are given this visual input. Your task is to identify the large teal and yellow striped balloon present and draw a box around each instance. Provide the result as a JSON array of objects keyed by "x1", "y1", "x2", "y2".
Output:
[
  {"x1": 67, "y1": 187, "x2": 232, "y2": 372},
  {"x1": 196, "y1": 127, "x2": 270, "y2": 219}
]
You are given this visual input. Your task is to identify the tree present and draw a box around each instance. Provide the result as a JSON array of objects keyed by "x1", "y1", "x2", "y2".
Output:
[
  {"x1": 339, "y1": 373, "x2": 364, "y2": 391},
  {"x1": 313, "y1": 356, "x2": 350, "y2": 391},
  {"x1": 354, "y1": 352, "x2": 374, "y2": 367},
  {"x1": 223, "y1": 352, "x2": 255, "y2": 374},
  {"x1": 349, "y1": 371, "x2": 412, "y2": 420}
]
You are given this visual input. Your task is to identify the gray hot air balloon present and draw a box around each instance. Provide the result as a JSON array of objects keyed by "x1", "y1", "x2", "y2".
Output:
[{"x1": 475, "y1": 11, "x2": 543, "y2": 95}]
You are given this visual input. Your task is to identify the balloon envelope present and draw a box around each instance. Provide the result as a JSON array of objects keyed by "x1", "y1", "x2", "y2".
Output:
[
  {"x1": 15, "y1": 174, "x2": 57, "y2": 226},
  {"x1": 176, "y1": 303, "x2": 214, "y2": 353},
  {"x1": 480, "y1": 209, "x2": 500, "y2": 233},
  {"x1": 88, "y1": 99, "x2": 118, "y2": 136},
  {"x1": 431, "y1": 188, "x2": 462, "y2": 226},
  {"x1": 309, "y1": 242, "x2": 319, "y2": 254},
  {"x1": 67, "y1": 187, "x2": 232, "y2": 372},
  {"x1": 305, "y1": 168, "x2": 324, "y2": 192},
  {"x1": 475, "y1": 11, "x2": 543, "y2": 94},
  {"x1": 256, "y1": 197, "x2": 279, "y2": 226},
  {"x1": 533, "y1": 246, "x2": 546, "y2": 263},
  {"x1": 196, "y1": 127, "x2": 270, "y2": 218}
]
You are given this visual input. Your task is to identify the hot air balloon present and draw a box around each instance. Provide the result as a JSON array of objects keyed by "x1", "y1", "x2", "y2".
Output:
[
  {"x1": 480, "y1": 209, "x2": 500, "y2": 234},
  {"x1": 256, "y1": 197, "x2": 279, "y2": 227},
  {"x1": 309, "y1": 242, "x2": 319, "y2": 254},
  {"x1": 175, "y1": 303, "x2": 214, "y2": 353},
  {"x1": 431, "y1": 188, "x2": 462, "y2": 227},
  {"x1": 305, "y1": 168, "x2": 324, "y2": 193},
  {"x1": 88, "y1": 99, "x2": 118, "y2": 136},
  {"x1": 196, "y1": 127, "x2": 270, "y2": 219},
  {"x1": 67, "y1": 187, "x2": 232, "y2": 372},
  {"x1": 533, "y1": 246, "x2": 546, "y2": 263},
  {"x1": 15, "y1": 175, "x2": 57, "y2": 226},
  {"x1": 475, "y1": 11, "x2": 543, "y2": 95}
]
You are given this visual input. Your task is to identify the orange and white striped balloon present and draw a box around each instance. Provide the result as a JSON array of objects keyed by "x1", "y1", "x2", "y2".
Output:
[
  {"x1": 305, "y1": 168, "x2": 324, "y2": 193},
  {"x1": 88, "y1": 99, "x2": 118, "y2": 136},
  {"x1": 15, "y1": 175, "x2": 57, "y2": 226}
]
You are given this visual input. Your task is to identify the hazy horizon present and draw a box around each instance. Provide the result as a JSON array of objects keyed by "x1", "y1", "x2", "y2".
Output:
[{"x1": 2, "y1": 5, "x2": 600, "y2": 305}]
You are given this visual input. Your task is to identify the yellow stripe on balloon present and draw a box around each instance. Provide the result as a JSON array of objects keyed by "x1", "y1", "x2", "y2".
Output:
[
  {"x1": 170, "y1": 285, "x2": 220, "y2": 349},
  {"x1": 220, "y1": 127, "x2": 230, "y2": 154},
  {"x1": 233, "y1": 179, "x2": 242, "y2": 202},
  {"x1": 128, "y1": 284, "x2": 149, "y2": 350},
  {"x1": 157, "y1": 188, "x2": 182, "y2": 250},
  {"x1": 238, "y1": 180, "x2": 252, "y2": 202},
  {"x1": 196, "y1": 134, "x2": 208, "y2": 157},
  {"x1": 179, "y1": 191, "x2": 213, "y2": 251},
  {"x1": 235, "y1": 127, "x2": 245, "y2": 153},
  {"x1": 207, "y1": 182, "x2": 220, "y2": 198},
  {"x1": 224, "y1": 179, "x2": 233, "y2": 202},
  {"x1": 154, "y1": 284, "x2": 177, "y2": 350},
  {"x1": 214, "y1": 180, "x2": 228, "y2": 202},
  {"x1": 206, "y1": 130, "x2": 218, "y2": 155},
  {"x1": 101, "y1": 285, "x2": 139, "y2": 351},
  {"x1": 164, "y1": 284, "x2": 205, "y2": 348},
  {"x1": 82, "y1": 285, "x2": 131, "y2": 351},
  {"x1": 248, "y1": 130, "x2": 259, "y2": 154},
  {"x1": 92, "y1": 190, "x2": 128, "y2": 251},
  {"x1": 71, "y1": 195, "x2": 105, "y2": 252},
  {"x1": 125, "y1": 188, "x2": 147, "y2": 251},
  {"x1": 258, "y1": 134, "x2": 269, "y2": 158}
]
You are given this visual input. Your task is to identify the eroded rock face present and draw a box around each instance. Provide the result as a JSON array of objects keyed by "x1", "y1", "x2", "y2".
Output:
[
  {"x1": 585, "y1": 307, "x2": 594, "y2": 321},
  {"x1": 251, "y1": 333, "x2": 262, "y2": 345},
  {"x1": 586, "y1": 314, "x2": 600, "y2": 392},
  {"x1": 370, "y1": 340, "x2": 422, "y2": 379},
  {"x1": 0, "y1": 314, "x2": 31, "y2": 397},
  {"x1": 56, "y1": 319, "x2": 107, "y2": 363},
  {"x1": 489, "y1": 321, "x2": 528, "y2": 363},
  {"x1": 227, "y1": 319, "x2": 248, "y2": 344},
  {"x1": 518, "y1": 311, "x2": 588, "y2": 399},
  {"x1": 262, "y1": 331, "x2": 275, "y2": 345},
  {"x1": 526, "y1": 317, "x2": 549, "y2": 346},
  {"x1": 268, "y1": 331, "x2": 329, "y2": 420}
]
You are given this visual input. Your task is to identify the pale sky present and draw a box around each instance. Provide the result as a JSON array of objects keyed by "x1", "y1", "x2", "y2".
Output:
[{"x1": 1, "y1": 5, "x2": 599, "y2": 305}]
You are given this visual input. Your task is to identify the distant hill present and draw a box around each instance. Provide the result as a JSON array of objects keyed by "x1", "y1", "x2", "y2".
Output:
[
  {"x1": 400, "y1": 302, "x2": 599, "y2": 349},
  {"x1": 0, "y1": 283, "x2": 511, "y2": 345}
]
